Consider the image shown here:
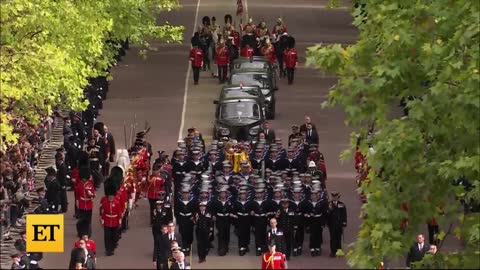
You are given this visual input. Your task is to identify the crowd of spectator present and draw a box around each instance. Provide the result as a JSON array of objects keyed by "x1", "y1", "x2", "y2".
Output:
[{"x1": 0, "y1": 113, "x2": 58, "y2": 241}]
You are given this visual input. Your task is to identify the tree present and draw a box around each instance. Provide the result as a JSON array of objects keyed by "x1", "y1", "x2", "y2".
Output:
[
  {"x1": 0, "y1": 0, "x2": 184, "y2": 149},
  {"x1": 306, "y1": 0, "x2": 479, "y2": 268}
]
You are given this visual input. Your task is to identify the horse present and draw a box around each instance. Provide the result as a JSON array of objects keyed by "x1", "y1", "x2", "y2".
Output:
[{"x1": 115, "y1": 149, "x2": 130, "y2": 176}]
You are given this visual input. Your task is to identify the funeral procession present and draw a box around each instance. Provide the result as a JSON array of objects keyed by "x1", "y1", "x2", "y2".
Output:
[{"x1": 1, "y1": 0, "x2": 479, "y2": 270}]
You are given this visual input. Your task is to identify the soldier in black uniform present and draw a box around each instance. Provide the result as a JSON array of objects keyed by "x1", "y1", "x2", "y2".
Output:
[
  {"x1": 174, "y1": 187, "x2": 196, "y2": 256},
  {"x1": 288, "y1": 125, "x2": 302, "y2": 146},
  {"x1": 291, "y1": 188, "x2": 308, "y2": 256},
  {"x1": 283, "y1": 147, "x2": 302, "y2": 172},
  {"x1": 55, "y1": 153, "x2": 69, "y2": 213},
  {"x1": 231, "y1": 190, "x2": 251, "y2": 256},
  {"x1": 172, "y1": 151, "x2": 190, "y2": 201},
  {"x1": 85, "y1": 137, "x2": 103, "y2": 189},
  {"x1": 250, "y1": 148, "x2": 265, "y2": 174},
  {"x1": 194, "y1": 201, "x2": 214, "y2": 263},
  {"x1": 152, "y1": 200, "x2": 169, "y2": 261},
  {"x1": 204, "y1": 150, "x2": 223, "y2": 175},
  {"x1": 327, "y1": 191, "x2": 347, "y2": 257},
  {"x1": 211, "y1": 186, "x2": 232, "y2": 256},
  {"x1": 236, "y1": 162, "x2": 254, "y2": 182},
  {"x1": 187, "y1": 150, "x2": 204, "y2": 174},
  {"x1": 276, "y1": 198, "x2": 295, "y2": 260},
  {"x1": 305, "y1": 189, "x2": 328, "y2": 256},
  {"x1": 44, "y1": 166, "x2": 61, "y2": 213},
  {"x1": 248, "y1": 188, "x2": 273, "y2": 256}
]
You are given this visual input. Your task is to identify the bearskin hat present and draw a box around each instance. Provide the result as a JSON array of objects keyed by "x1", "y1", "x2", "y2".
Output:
[
  {"x1": 287, "y1": 36, "x2": 296, "y2": 49},
  {"x1": 104, "y1": 181, "x2": 117, "y2": 196},
  {"x1": 93, "y1": 122, "x2": 105, "y2": 136},
  {"x1": 191, "y1": 36, "x2": 200, "y2": 47},
  {"x1": 109, "y1": 166, "x2": 124, "y2": 189},
  {"x1": 224, "y1": 14, "x2": 232, "y2": 25},
  {"x1": 79, "y1": 166, "x2": 91, "y2": 180},
  {"x1": 202, "y1": 16, "x2": 210, "y2": 26},
  {"x1": 78, "y1": 152, "x2": 90, "y2": 168}
]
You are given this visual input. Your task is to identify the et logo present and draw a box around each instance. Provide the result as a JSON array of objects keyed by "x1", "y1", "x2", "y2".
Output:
[{"x1": 26, "y1": 214, "x2": 64, "y2": 252}]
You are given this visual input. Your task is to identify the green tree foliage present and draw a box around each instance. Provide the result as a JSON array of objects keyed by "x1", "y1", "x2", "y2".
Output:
[
  {"x1": 306, "y1": 0, "x2": 479, "y2": 268},
  {"x1": 0, "y1": 0, "x2": 184, "y2": 149}
]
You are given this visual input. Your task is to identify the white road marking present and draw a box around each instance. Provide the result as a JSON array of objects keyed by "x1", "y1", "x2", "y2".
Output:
[{"x1": 178, "y1": 0, "x2": 201, "y2": 140}]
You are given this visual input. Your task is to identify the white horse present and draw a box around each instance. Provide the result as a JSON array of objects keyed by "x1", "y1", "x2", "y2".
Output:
[{"x1": 115, "y1": 149, "x2": 130, "y2": 176}]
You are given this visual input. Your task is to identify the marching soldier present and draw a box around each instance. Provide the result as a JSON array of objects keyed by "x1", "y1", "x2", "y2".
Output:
[
  {"x1": 84, "y1": 137, "x2": 103, "y2": 189},
  {"x1": 256, "y1": 21, "x2": 270, "y2": 42},
  {"x1": 114, "y1": 179, "x2": 127, "y2": 242},
  {"x1": 305, "y1": 189, "x2": 328, "y2": 256},
  {"x1": 44, "y1": 166, "x2": 61, "y2": 213},
  {"x1": 267, "y1": 218, "x2": 287, "y2": 257},
  {"x1": 174, "y1": 186, "x2": 196, "y2": 256},
  {"x1": 93, "y1": 123, "x2": 108, "y2": 177},
  {"x1": 152, "y1": 200, "x2": 169, "y2": 266},
  {"x1": 172, "y1": 151, "x2": 190, "y2": 196},
  {"x1": 200, "y1": 16, "x2": 212, "y2": 72},
  {"x1": 248, "y1": 188, "x2": 273, "y2": 256},
  {"x1": 194, "y1": 201, "x2": 214, "y2": 263},
  {"x1": 226, "y1": 37, "x2": 240, "y2": 72},
  {"x1": 146, "y1": 164, "x2": 166, "y2": 225},
  {"x1": 283, "y1": 37, "x2": 298, "y2": 85},
  {"x1": 241, "y1": 17, "x2": 257, "y2": 32},
  {"x1": 208, "y1": 16, "x2": 220, "y2": 77},
  {"x1": 75, "y1": 166, "x2": 96, "y2": 239},
  {"x1": 327, "y1": 191, "x2": 347, "y2": 257},
  {"x1": 186, "y1": 150, "x2": 205, "y2": 173},
  {"x1": 272, "y1": 18, "x2": 288, "y2": 41},
  {"x1": 251, "y1": 148, "x2": 266, "y2": 174},
  {"x1": 291, "y1": 188, "x2": 307, "y2": 256},
  {"x1": 261, "y1": 241, "x2": 287, "y2": 270},
  {"x1": 241, "y1": 42, "x2": 255, "y2": 59},
  {"x1": 288, "y1": 125, "x2": 301, "y2": 146},
  {"x1": 190, "y1": 37, "x2": 203, "y2": 85},
  {"x1": 99, "y1": 183, "x2": 123, "y2": 256},
  {"x1": 261, "y1": 38, "x2": 276, "y2": 65},
  {"x1": 55, "y1": 152, "x2": 69, "y2": 213},
  {"x1": 214, "y1": 39, "x2": 229, "y2": 84},
  {"x1": 204, "y1": 150, "x2": 223, "y2": 175},
  {"x1": 211, "y1": 186, "x2": 232, "y2": 256},
  {"x1": 231, "y1": 190, "x2": 252, "y2": 256},
  {"x1": 276, "y1": 198, "x2": 294, "y2": 260}
]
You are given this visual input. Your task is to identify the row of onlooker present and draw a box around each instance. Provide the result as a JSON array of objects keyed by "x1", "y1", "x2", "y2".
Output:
[{"x1": 1, "y1": 114, "x2": 57, "y2": 241}]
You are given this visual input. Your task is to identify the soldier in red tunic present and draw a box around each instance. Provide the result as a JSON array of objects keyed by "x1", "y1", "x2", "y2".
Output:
[
  {"x1": 215, "y1": 39, "x2": 230, "y2": 84},
  {"x1": 241, "y1": 43, "x2": 255, "y2": 59},
  {"x1": 189, "y1": 37, "x2": 203, "y2": 85},
  {"x1": 145, "y1": 164, "x2": 166, "y2": 225},
  {"x1": 261, "y1": 38, "x2": 276, "y2": 65},
  {"x1": 75, "y1": 166, "x2": 96, "y2": 238},
  {"x1": 261, "y1": 242, "x2": 287, "y2": 270},
  {"x1": 283, "y1": 37, "x2": 298, "y2": 85},
  {"x1": 100, "y1": 183, "x2": 123, "y2": 256}
]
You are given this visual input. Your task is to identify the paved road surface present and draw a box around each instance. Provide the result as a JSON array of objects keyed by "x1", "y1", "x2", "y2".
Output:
[{"x1": 41, "y1": 0, "x2": 360, "y2": 268}]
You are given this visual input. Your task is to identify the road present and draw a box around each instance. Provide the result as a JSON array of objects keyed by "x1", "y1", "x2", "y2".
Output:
[{"x1": 41, "y1": 0, "x2": 360, "y2": 268}]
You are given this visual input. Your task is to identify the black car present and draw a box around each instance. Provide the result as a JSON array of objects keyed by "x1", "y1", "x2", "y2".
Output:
[
  {"x1": 220, "y1": 84, "x2": 269, "y2": 116},
  {"x1": 213, "y1": 96, "x2": 265, "y2": 142},
  {"x1": 232, "y1": 57, "x2": 278, "y2": 87},
  {"x1": 229, "y1": 68, "x2": 278, "y2": 119}
]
